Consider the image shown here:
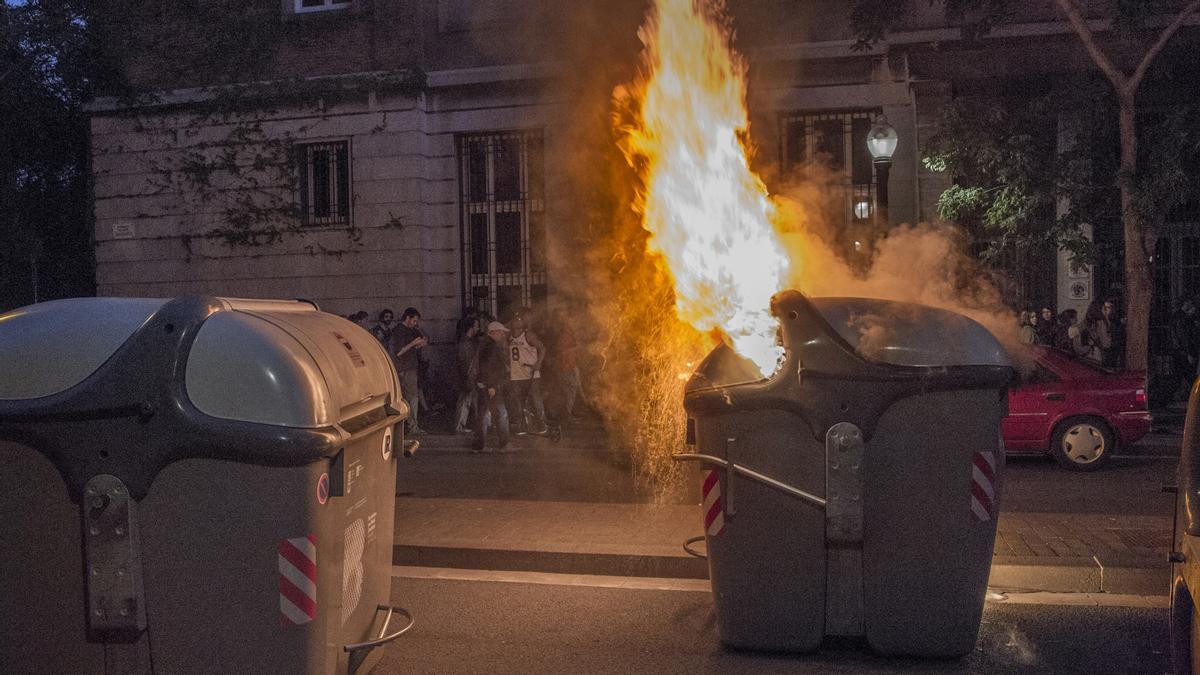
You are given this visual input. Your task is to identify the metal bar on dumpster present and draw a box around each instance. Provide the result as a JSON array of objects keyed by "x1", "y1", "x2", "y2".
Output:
[
  {"x1": 344, "y1": 604, "x2": 415, "y2": 652},
  {"x1": 672, "y1": 453, "x2": 827, "y2": 509},
  {"x1": 724, "y1": 438, "x2": 736, "y2": 518}
]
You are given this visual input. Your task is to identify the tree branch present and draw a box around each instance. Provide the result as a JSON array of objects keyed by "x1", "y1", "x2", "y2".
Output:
[
  {"x1": 1129, "y1": 0, "x2": 1200, "y2": 90},
  {"x1": 1055, "y1": 0, "x2": 1127, "y2": 92}
]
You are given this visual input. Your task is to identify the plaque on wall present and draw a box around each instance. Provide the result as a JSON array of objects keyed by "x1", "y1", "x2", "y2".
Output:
[{"x1": 1068, "y1": 279, "x2": 1091, "y2": 301}]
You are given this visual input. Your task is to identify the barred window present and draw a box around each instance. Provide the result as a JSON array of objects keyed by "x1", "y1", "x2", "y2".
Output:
[
  {"x1": 458, "y1": 131, "x2": 546, "y2": 320},
  {"x1": 296, "y1": 141, "x2": 350, "y2": 227},
  {"x1": 780, "y1": 109, "x2": 879, "y2": 225},
  {"x1": 294, "y1": 0, "x2": 351, "y2": 14}
]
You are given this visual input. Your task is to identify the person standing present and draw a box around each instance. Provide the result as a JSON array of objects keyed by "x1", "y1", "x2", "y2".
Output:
[
  {"x1": 1082, "y1": 299, "x2": 1112, "y2": 365},
  {"x1": 389, "y1": 307, "x2": 428, "y2": 435},
  {"x1": 474, "y1": 321, "x2": 512, "y2": 452},
  {"x1": 508, "y1": 308, "x2": 548, "y2": 435},
  {"x1": 548, "y1": 309, "x2": 582, "y2": 420},
  {"x1": 1018, "y1": 310, "x2": 1036, "y2": 345},
  {"x1": 1101, "y1": 298, "x2": 1123, "y2": 369},
  {"x1": 1035, "y1": 306, "x2": 1056, "y2": 346},
  {"x1": 1054, "y1": 309, "x2": 1088, "y2": 357},
  {"x1": 1170, "y1": 300, "x2": 1199, "y2": 399},
  {"x1": 370, "y1": 308, "x2": 395, "y2": 345},
  {"x1": 454, "y1": 316, "x2": 481, "y2": 434}
]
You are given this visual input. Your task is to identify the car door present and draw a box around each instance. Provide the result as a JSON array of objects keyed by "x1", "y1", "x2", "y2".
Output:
[{"x1": 1004, "y1": 363, "x2": 1063, "y2": 448}]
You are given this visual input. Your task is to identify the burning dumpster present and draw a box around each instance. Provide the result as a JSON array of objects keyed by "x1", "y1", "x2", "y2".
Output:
[
  {"x1": 677, "y1": 290, "x2": 1014, "y2": 657},
  {"x1": 0, "y1": 296, "x2": 414, "y2": 674}
]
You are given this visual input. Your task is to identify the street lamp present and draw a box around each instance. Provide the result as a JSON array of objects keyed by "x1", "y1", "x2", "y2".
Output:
[{"x1": 866, "y1": 114, "x2": 898, "y2": 228}]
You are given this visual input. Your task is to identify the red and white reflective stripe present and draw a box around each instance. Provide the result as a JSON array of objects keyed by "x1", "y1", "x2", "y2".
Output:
[
  {"x1": 970, "y1": 450, "x2": 997, "y2": 522},
  {"x1": 279, "y1": 535, "x2": 317, "y2": 626},
  {"x1": 702, "y1": 468, "x2": 725, "y2": 536}
]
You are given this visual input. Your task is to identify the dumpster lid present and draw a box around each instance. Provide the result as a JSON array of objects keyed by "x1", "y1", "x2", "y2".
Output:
[
  {"x1": 0, "y1": 298, "x2": 168, "y2": 400},
  {"x1": 808, "y1": 297, "x2": 1008, "y2": 368},
  {"x1": 185, "y1": 298, "x2": 401, "y2": 428}
]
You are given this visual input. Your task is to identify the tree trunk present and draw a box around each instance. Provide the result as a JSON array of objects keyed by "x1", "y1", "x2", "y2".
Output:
[{"x1": 1118, "y1": 93, "x2": 1151, "y2": 373}]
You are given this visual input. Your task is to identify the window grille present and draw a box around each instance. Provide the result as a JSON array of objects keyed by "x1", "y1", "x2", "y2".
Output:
[
  {"x1": 457, "y1": 131, "x2": 547, "y2": 320},
  {"x1": 294, "y1": 0, "x2": 351, "y2": 13},
  {"x1": 1152, "y1": 222, "x2": 1200, "y2": 326},
  {"x1": 780, "y1": 109, "x2": 880, "y2": 226},
  {"x1": 295, "y1": 140, "x2": 350, "y2": 227}
]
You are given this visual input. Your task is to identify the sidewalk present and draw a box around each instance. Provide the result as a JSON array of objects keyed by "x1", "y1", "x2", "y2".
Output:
[
  {"x1": 396, "y1": 414, "x2": 1175, "y2": 596},
  {"x1": 393, "y1": 497, "x2": 1173, "y2": 596}
]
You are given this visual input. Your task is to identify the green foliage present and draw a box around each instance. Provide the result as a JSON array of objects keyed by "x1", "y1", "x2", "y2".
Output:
[
  {"x1": 923, "y1": 88, "x2": 1200, "y2": 270},
  {"x1": 849, "y1": 0, "x2": 910, "y2": 51},
  {"x1": 1130, "y1": 107, "x2": 1200, "y2": 231},
  {"x1": 922, "y1": 96, "x2": 1076, "y2": 260}
]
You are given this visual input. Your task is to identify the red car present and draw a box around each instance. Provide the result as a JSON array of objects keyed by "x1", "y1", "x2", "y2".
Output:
[{"x1": 1003, "y1": 347, "x2": 1151, "y2": 470}]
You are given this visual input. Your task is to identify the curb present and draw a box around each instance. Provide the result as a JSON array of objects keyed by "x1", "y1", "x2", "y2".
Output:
[
  {"x1": 393, "y1": 545, "x2": 708, "y2": 579},
  {"x1": 394, "y1": 545, "x2": 1169, "y2": 595}
]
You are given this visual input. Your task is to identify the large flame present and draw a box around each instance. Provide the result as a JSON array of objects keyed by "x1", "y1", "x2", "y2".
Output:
[{"x1": 616, "y1": 0, "x2": 789, "y2": 376}]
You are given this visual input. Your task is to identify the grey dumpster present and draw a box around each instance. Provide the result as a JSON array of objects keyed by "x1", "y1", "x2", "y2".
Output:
[
  {"x1": 0, "y1": 295, "x2": 414, "y2": 675},
  {"x1": 678, "y1": 290, "x2": 1014, "y2": 657}
]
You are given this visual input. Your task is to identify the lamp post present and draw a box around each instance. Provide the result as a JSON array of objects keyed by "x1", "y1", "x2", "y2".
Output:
[{"x1": 866, "y1": 114, "x2": 898, "y2": 229}]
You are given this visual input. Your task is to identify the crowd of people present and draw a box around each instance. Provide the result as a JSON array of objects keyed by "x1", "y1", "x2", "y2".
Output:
[
  {"x1": 346, "y1": 305, "x2": 583, "y2": 452},
  {"x1": 1017, "y1": 296, "x2": 1200, "y2": 400},
  {"x1": 1017, "y1": 299, "x2": 1124, "y2": 368}
]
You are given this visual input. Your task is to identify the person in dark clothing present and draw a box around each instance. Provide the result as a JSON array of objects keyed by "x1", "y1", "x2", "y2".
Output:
[
  {"x1": 454, "y1": 316, "x2": 480, "y2": 434},
  {"x1": 1101, "y1": 298, "x2": 1124, "y2": 369},
  {"x1": 1054, "y1": 309, "x2": 1087, "y2": 357},
  {"x1": 388, "y1": 307, "x2": 427, "y2": 435},
  {"x1": 474, "y1": 321, "x2": 511, "y2": 452},
  {"x1": 1170, "y1": 300, "x2": 1199, "y2": 399},
  {"x1": 1035, "y1": 306, "x2": 1056, "y2": 346},
  {"x1": 370, "y1": 308, "x2": 395, "y2": 345},
  {"x1": 1082, "y1": 299, "x2": 1113, "y2": 365}
]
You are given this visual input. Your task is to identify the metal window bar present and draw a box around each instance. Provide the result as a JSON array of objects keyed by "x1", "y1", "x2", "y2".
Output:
[
  {"x1": 298, "y1": 141, "x2": 350, "y2": 227},
  {"x1": 779, "y1": 110, "x2": 879, "y2": 225},
  {"x1": 295, "y1": 0, "x2": 351, "y2": 13},
  {"x1": 457, "y1": 131, "x2": 547, "y2": 319}
]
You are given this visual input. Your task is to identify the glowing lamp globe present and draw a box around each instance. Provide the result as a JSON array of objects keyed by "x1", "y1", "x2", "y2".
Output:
[{"x1": 866, "y1": 116, "x2": 898, "y2": 164}]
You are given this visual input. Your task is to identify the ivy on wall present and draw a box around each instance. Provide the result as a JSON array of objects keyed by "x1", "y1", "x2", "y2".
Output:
[{"x1": 97, "y1": 0, "x2": 425, "y2": 256}]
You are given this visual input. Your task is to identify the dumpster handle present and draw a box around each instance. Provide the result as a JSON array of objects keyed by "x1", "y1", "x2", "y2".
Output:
[
  {"x1": 672, "y1": 453, "x2": 826, "y2": 509},
  {"x1": 343, "y1": 604, "x2": 415, "y2": 653},
  {"x1": 682, "y1": 534, "x2": 707, "y2": 559}
]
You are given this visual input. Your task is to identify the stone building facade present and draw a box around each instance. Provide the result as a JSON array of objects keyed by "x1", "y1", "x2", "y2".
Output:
[{"x1": 88, "y1": 0, "x2": 1199, "y2": 377}]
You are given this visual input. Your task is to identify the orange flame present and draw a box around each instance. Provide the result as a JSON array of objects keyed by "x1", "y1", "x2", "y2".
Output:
[{"x1": 616, "y1": 0, "x2": 789, "y2": 376}]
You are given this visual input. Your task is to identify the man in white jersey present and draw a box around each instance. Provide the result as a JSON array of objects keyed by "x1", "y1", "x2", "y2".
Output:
[{"x1": 507, "y1": 308, "x2": 548, "y2": 435}]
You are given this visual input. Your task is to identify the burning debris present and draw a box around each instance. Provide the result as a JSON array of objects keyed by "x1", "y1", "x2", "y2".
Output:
[
  {"x1": 614, "y1": 0, "x2": 787, "y2": 378},
  {"x1": 590, "y1": 0, "x2": 1024, "y2": 493}
]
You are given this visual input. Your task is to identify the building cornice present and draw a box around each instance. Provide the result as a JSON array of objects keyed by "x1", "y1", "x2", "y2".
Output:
[
  {"x1": 749, "y1": 15, "x2": 1200, "y2": 62},
  {"x1": 86, "y1": 68, "x2": 426, "y2": 115}
]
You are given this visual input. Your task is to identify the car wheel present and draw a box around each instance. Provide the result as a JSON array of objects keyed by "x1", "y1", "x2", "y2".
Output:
[{"x1": 1050, "y1": 417, "x2": 1115, "y2": 471}]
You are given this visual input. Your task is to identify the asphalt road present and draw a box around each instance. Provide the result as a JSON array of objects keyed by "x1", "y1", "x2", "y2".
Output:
[{"x1": 375, "y1": 574, "x2": 1169, "y2": 675}]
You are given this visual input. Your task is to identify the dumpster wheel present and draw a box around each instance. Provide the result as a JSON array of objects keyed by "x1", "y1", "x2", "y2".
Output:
[{"x1": 683, "y1": 535, "x2": 707, "y2": 559}]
